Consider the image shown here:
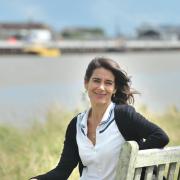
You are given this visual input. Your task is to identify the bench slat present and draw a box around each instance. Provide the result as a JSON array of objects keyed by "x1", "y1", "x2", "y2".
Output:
[
  {"x1": 135, "y1": 147, "x2": 180, "y2": 167},
  {"x1": 167, "y1": 162, "x2": 177, "y2": 180},
  {"x1": 115, "y1": 141, "x2": 180, "y2": 180},
  {"x1": 177, "y1": 167, "x2": 180, "y2": 180},
  {"x1": 144, "y1": 166, "x2": 154, "y2": 180},
  {"x1": 115, "y1": 141, "x2": 139, "y2": 180},
  {"x1": 133, "y1": 168, "x2": 142, "y2": 180},
  {"x1": 156, "y1": 164, "x2": 166, "y2": 180}
]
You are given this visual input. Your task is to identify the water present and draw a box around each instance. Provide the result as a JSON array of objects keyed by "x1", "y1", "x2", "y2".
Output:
[{"x1": 0, "y1": 51, "x2": 180, "y2": 126}]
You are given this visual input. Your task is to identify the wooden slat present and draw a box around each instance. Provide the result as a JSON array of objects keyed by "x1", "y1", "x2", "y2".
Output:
[
  {"x1": 177, "y1": 166, "x2": 180, "y2": 180},
  {"x1": 115, "y1": 141, "x2": 180, "y2": 180},
  {"x1": 167, "y1": 162, "x2": 177, "y2": 180},
  {"x1": 144, "y1": 166, "x2": 154, "y2": 180},
  {"x1": 115, "y1": 141, "x2": 139, "y2": 180},
  {"x1": 135, "y1": 147, "x2": 180, "y2": 168},
  {"x1": 133, "y1": 168, "x2": 142, "y2": 180},
  {"x1": 156, "y1": 164, "x2": 166, "y2": 180}
]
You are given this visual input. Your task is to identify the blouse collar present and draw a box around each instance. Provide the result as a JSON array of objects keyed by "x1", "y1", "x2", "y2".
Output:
[{"x1": 79, "y1": 102, "x2": 115, "y2": 132}]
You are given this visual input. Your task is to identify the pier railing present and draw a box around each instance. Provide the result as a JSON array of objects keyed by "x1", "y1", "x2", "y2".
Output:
[{"x1": 1, "y1": 40, "x2": 180, "y2": 54}]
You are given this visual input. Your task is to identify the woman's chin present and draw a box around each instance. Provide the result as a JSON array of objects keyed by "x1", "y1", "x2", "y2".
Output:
[{"x1": 93, "y1": 100, "x2": 109, "y2": 106}]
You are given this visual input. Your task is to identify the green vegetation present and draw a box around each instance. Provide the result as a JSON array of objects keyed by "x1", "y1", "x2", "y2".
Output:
[
  {"x1": 0, "y1": 105, "x2": 179, "y2": 180},
  {"x1": 138, "y1": 104, "x2": 180, "y2": 146},
  {"x1": 0, "y1": 108, "x2": 79, "y2": 180},
  {"x1": 61, "y1": 27, "x2": 105, "y2": 40}
]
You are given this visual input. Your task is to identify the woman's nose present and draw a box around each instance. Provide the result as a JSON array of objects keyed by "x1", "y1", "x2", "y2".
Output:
[{"x1": 99, "y1": 83, "x2": 105, "y2": 90}]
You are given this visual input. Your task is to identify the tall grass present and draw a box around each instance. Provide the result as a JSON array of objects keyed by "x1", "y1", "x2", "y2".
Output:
[{"x1": 0, "y1": 105, "x2": 179, "y2": 180}]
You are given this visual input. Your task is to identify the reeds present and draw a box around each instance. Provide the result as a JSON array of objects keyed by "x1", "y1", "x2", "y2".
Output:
[{"x1": 0, "y1": 105, "x2": 179, "y2": 180}]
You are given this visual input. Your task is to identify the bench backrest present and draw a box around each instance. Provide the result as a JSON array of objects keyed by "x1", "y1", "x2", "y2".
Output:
[{"x1": 115, "y1": 141, "x2": 180, "y2": 180}]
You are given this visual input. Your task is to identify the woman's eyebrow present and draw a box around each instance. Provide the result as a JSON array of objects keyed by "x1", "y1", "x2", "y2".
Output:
[
  {"x1": 105, "y1": 80, "x2": 114, "y2": 83},
  {"x1": 92, "y1": 77, "x2": 101, "y2": 80},
  {"x1": 92, "y1": 77, "x2": 114, "y2": 82}
]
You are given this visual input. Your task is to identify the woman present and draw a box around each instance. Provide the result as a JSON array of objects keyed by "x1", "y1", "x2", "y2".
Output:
[{"x1": 30, "y1": 57, "x2": 169, "y2": 180}]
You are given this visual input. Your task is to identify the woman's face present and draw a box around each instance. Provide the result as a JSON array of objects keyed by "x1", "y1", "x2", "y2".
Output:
[{"x1": 85, "y1": 67, "x2": 116, "y2": 107}]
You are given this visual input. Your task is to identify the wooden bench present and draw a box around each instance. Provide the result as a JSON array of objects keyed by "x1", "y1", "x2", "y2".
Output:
[{"x1": 115, "y1": 141, "x2": 180, "y2": 180}]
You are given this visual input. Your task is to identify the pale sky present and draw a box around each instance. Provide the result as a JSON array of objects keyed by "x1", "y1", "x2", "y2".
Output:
[{"x1": 1, "y1": 0, "x2": 180, "y2": 36}]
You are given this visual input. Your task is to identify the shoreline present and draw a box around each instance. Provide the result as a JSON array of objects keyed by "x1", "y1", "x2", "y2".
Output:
[{"x1": 1, "y1": 39, "x2": 180, "y2": 55}]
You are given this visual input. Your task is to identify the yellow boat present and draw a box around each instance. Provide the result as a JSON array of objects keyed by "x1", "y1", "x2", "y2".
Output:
[{"x1": 23, "y1": 45, "x2": 60, "y2": 57}]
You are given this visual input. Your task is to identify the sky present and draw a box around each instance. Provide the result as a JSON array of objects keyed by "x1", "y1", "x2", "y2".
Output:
[{"x1": 1, "y1": 0, "x2": 180, "y2": 37}]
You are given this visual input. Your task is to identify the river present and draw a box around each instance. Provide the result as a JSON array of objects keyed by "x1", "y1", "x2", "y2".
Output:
[{"x1": 0, "y1": 51, "x2": 180, "y2": 126}]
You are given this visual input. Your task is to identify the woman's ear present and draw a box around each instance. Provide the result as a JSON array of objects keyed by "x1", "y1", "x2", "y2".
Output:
[
  {"x1": 84, "y1": 80, "x2": 88, "y2": 90},
  {"x1": 113, "y1": 88, "x2": 117, "y2": 94}
]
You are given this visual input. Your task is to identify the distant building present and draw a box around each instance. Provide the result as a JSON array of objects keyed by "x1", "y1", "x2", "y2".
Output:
[
  {"x1": 0, "y1": 22, "x2": 53, "y2": 42},
  {"x1": 136, "y1": 24, "x2": 180, "y2": 41},
  {"x1": 61, "y1": 27, "x2": 105, "y2": 40},
  {"x1": 160, "y1": 25, "x2": 180, "y2": 41}
]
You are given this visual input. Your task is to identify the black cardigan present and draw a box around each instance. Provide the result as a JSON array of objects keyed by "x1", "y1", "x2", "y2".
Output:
[{"x1": 31, "y1": 104, "x2": 169, "y2": 180}]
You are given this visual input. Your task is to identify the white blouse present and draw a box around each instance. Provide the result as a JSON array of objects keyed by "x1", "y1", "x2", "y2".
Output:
[{"x1": 76, "y1": 102, "x2": 125, "y2": 180}]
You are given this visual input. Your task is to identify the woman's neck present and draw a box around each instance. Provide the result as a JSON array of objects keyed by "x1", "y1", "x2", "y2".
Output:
[{"x1": 89, "y1": 103, "x2": 110, "y2": 125}]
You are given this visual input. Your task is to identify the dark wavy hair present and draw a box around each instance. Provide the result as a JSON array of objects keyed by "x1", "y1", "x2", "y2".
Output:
[{"x1": 84, "y1": 57, "x2": 138, "y2": 104}]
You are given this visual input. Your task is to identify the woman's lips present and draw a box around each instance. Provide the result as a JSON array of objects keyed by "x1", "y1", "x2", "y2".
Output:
[{"x1": 94, "y1": 92, "x2": 107, "y2": 97}]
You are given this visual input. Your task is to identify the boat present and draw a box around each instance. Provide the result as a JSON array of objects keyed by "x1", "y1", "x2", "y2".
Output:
[{"x1": 23, "y1": 45, "x2": 60, "y2": 57}]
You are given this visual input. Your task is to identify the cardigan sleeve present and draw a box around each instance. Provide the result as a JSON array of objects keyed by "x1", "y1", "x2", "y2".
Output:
[
  {"x1": 30, "y1": 117, "x2": 80, "y2": 180},
  {"x1": 127, "y1": 105, "x2": 169, "y2": 150}
]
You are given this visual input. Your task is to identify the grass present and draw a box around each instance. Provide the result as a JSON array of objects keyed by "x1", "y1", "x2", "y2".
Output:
[{"x1": 0, "y1": 105, "x2": 179, "y2": 180}]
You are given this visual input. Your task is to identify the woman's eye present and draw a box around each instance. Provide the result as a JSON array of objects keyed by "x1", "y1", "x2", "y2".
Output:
[
  {"x1": 92, "y1": 79, "x2": 113, "y2": 85},
  {"x1": 93, "y1": 79, "x2": 100, "y2": 83},
  {"x1": 105, "y1": 81, "x2": 113, "y2": 85}
]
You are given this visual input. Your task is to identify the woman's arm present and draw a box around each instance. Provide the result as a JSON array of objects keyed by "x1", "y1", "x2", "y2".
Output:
[
  {"x1": 30, "y1": 117, "x2": 80, "y2": 180},
  {"x1": 128, "y1": 106, "x2": 169, "y2": 150}
]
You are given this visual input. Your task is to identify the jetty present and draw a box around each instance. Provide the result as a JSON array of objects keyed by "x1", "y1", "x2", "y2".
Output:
[{"x1": 0, "y1": 39, "x2": 180, "y2": 55}]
